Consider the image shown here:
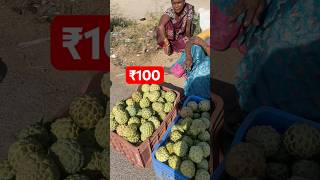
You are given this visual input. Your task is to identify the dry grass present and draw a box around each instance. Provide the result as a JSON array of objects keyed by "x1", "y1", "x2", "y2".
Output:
[{"x1": 110, "y1": 14, "x2": 160, "y2": 66}]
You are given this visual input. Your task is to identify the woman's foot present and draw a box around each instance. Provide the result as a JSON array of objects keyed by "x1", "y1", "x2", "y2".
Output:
[{"x1": 163, "y1": 44, "x2": 173, "y2": 56}]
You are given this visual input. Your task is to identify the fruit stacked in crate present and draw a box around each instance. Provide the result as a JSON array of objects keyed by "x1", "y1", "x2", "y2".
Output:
[
  {"x1": 154, "y1": 99, "x2": 212, "y2": 179},
  {"x1": 110, "y1": 84, "x2": 177, "y2": 145},
  {"x1": 0, "y1": 73, "x2": 111, "y2": 180},
  {"x1": 224, "y1": 123, "x2": 320, "y2": 180}
]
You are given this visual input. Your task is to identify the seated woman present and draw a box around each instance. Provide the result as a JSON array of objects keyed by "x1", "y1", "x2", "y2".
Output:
[
  {"x1": 170, "y1": 36, "x2": 211, "y2": 99},
  {"x1": 156, "y1": 0, "x2": 194, "y2": 55}
]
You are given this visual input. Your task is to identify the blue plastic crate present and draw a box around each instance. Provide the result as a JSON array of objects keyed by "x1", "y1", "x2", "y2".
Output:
[
  {"x1": 152, "y1": 96, "x2": 209, "y2": 180},
  {"x1": 211, "y1": 106, "x2": 320, "y2": 180}
]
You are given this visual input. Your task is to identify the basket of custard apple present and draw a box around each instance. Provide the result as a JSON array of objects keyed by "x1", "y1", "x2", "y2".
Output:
[
  {"x1": 222, "y1": 123, "x2": 320, "y2": 180},
  {"x1": 0, "y1": 73, "x2": 111, "y2": 180},
  {"x1": 153, "y1": 97, "x2": 214, "y2": 180},
  {"x1": 109, "y1": 83, "x2": 181, "y2": 168}
]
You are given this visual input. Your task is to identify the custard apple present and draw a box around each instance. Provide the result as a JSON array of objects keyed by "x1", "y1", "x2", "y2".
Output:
[
  {"x1": 180, "y1": 160, "x2": 196, "y2": 178},
  {"x1": 164, "y1": 91, "x2": 176, "y2": 103},
  {"x1": 198, "y1": 131, "x2": 210, "y2": 142},
  {"x1": 123, "y1": 124, "x2": 139, "y2": 138},
  {"x1": 126, "y1": 133, "x2": 140, "y2": 144},
  {"x1": 112, "y1": 104, "x2": 124, "y2": 115},
  {"x1": 16, "y1": 152, "x2": 60, "y2": 180},
  {"x1": 284, "y1": 123, "x2": 320, "y2": 158},
  {"x1": 148, "y1": 91, "x2": 161, "y2": 102},
  {"x1": 126, "y1": 98, "x2": 135, "y2": 106},
  {"x1": 157, "y1": 97, "x2": 165, "y2": 103},
  {"x1": 201, "y1": 118, "x2": 211, "y2": 130},
  {"x1": 193, "y1": 113, "x2": 201, "y2": 119},
  {"x1": 82, "y1": 149, "x2": 100, "y2": 171},
  {"x1": 50, "y1": 139, "x2": 84, "y2": 174},
  {"x1": 266, "y1": 162, "x2": 290, "y2": 180},
  {"x1": 201, "y1": 112, "x2": 210, "y2": 119},
  {"x1": 292, "y1": 160, "x2": 320, "y2": 180},
  {"x1": 126, "y1": 105, "x2": 138, "y2": 117},
  {"x1": 170, "y1": 130, "x2": 183, "y2": 142},
  {"x1": 149, "y1": 116, "x2": 160, "y2": 129},
  {"x1": 198, "y1": 100, "x2": 210, "y2": 112},
  {"x1": 139, "y1": 122, "x2": 154, "y2": 139},
  {"x1": 197, "y1": 159, "x2": 208, "y2": 170},
  {"x1": 161, "y1": 90, "x2": 166, "y2": 98},
  {"x1": 187, "y1": 101, "x2": 198, "y2": 111},
  {"x1": 158, "y1": 111, "x2": 167, "y2": 120},
  {"x1": 166, "y1": 142, "x2": 174, "y2": 154},
  {"x1": 0, "y1": 160, "x2": 14, "y2": 180},
  {"x1": 141, "y1": 108, "x2": 153, "y2": 119},
  {"x1": 8, "y1": 138, "x2": 44, "y2": 170},
  {"x1": 195, "y1": 169, "x2": 210, "y2": 180},
  {"x1": 17, "y1": 120, "x2": 50, "y2": 146},
  {"x1": 152, "y1": 102, "x2": 164, "y2": 112},
  {"x1": 132, "y1": 91, "x2": 142, "y2": 102},
  {"x1": 139, "y1": 98, "x2": 150, "y2": 108},
  {"x1": 143, "y1": 92, "x2": 150, "y2": 99},
  {"x1": 225, "y1": 143, "x2": 266, "y2": 178},
  {"x1": 110, "y1": 118, "x2": 118, "y2": 131},
  {"x1": 168, "y1": 155, "x2": 181, "y2": 170},
  {"x1": 179, "y1": 106, "x2": 193, "y2": 118},
  {"x1": 100, "y1": 73, "x2": 111, "y2": 97},
  {"x1": 115, "y1": 100, "x2": 126, "y2": 107},
  {"x1": 98, "y1": 150, "x2": 109, "y2": 178},
  {"x1": 173, "y1": 141, "x2": 188, "y2": 157},
  {"x1": 64, "y1": 174, "x2": 90, "y2": 180},
  {"x1": 114, "y1": 109, "x2": 129, "y2": 125},
  {"x1": 95, "y1": 116, "x2": 108, "y2": 149},
  {"x1": 51, "y1": 117, "x2": 80, "y2": 139},
  {"x1": 110, "y1": 110, "x2": 115, "y2": 118},
  {"x1": 188, "y1": 146, "x2": 204, "y2": 163},
  {"x1": 141, "y1": 84, "x2": 150, "y2": 92},
  {"x1": 164, "y1": 102, "x2": 174, "y2": 113},
  {"x1": 128, "y1": 117, "x2": 141, "y2": 125},
  {"x1": 246, "y1": 125, "x2": 281, "y2": 157},
  {"x1": 140, "y1": 134, "x2": 149, "y2": 141},
  {"x1": 140, "y1": 118, "x2": 147, "y2": 124},
  {"x1": 69, "y1": 95, "x2": 104, "y2": 129},
  {"x1": 182, "y1": 136, "x2": 193, "y2": 147},
  {"x1": 189, "y1": 119, "x2": 206, "y2": 136},
  {"x1": 155, "y1": 146, "x2": 170, "y2": 162},
  {"x1": 171, "y1": 124, "x2": 184, "y2": 133},
  {"x1": 150, "y1": 84, "x2": 161, "y2": 91},
  {"x1": 179, "y1": 117, "x2": 193, "y2": 131},
  {"x1": 197, "y1": 142, "x2": 210, "y2": 158}
]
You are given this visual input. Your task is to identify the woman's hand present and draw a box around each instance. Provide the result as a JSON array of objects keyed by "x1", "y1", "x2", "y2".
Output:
[
  {"x1": 184, "y1": 56, "x2": 193, "y2": 70},
  {"x1": 229, "y1": 0, "x2": 266, "y2": 27}
]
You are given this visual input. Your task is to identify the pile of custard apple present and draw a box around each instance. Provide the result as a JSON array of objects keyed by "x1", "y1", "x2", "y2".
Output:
[
  {"x1": 110, "y1": 84, "x2": 177, "y2": 145},
  {"x1": 155, "y1": 99, "x2": 212, "y2": 180},
  {"x1": 224, "y1": 123, "x2": 320, "y2": 180},
  {"x1": 0, "y1": 73, "x2": 111, "y2": 180}
]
